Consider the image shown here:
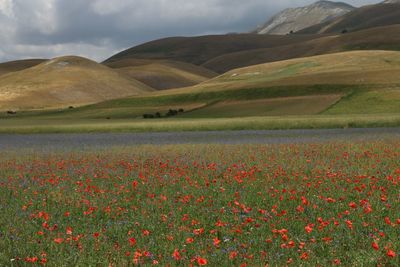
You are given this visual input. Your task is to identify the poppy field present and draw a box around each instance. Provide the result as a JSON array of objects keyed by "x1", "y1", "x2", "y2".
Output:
[{"x1": 0, "y1": 142, "x2": 399, "y2": 266}]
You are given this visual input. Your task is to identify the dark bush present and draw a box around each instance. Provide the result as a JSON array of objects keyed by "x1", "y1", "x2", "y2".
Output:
[
  {"x1": 341, "y1": 29, "x2": 348, "y2": 34},
  {"x1": 178, "y1": 109, "x2": 184, "y2": 113},
  {"x1": 6, "y1": 111, "x2": 17, "y2": 115},
  {"x1": 155, "y1": 112, "x2": 161, "y2": 118},
  {"x1": 143, "y1": 114, "x2": 155, "y2": 119},
  {"x1": 166, "y1": 109, "x2": 178, "y2": 117}
]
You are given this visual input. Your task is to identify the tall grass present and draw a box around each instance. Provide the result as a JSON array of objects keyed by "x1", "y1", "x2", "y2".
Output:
[{"x1": 0, "y1": 114, "x2": 399, "y2": 134}]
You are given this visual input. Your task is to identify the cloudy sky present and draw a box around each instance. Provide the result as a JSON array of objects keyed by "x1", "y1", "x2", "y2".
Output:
[{"x1": 0, "y1": 0, "x2": 381, "y2": 62}]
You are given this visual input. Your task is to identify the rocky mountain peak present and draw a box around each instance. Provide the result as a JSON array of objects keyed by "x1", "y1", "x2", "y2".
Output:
[
  {"x1": 382, "y1": 0, "x2": 400, "y2": 3},
  {"x1": 256, "y1": 1, "x2": 355, "y2": 35}
]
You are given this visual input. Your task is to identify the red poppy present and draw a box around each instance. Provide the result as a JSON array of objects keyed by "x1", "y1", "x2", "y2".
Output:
[
  {"x1": 197, "y1": 257, "x2": 207, "y2": 265},
  {"x1": 54, "y1": 238, "x2": 64, "y2": 244},
  {"x1": 387, "y1": 249, "x2": 396, "y2": 258},
  {"x1": 129, "y1": 238, "x2": 136, "y2": 247},
  {"x1": 172, "y1": 249, "x2": 182, "y2": 260}
]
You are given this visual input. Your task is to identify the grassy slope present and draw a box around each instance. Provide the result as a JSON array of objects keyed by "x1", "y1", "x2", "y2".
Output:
[
  {"x1": 0, "y1": 59, "x2": 47, "y2": 76},
  {"x1": 203, "y1": 25, "x2": 400, "y2": 73},
  {"x1": 104, "y1": 34, "x2": 324, "y2": 68},
  {"x1": 104, "y1": 25, "x2": 400, "y2": 74},
  {"x1": 0, "y1": 56, "x2": 153, "y2": 110},
  {"x1": 2, "y1": 50, "x2": 400, "y2": 133},
  {"x1": 107, "y1": 59, "x2": 218, "y2": 90}
]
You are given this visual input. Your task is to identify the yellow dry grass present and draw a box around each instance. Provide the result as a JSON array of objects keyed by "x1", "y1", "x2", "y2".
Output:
[
  {"x1": 0, "y1": 59, "x2": 46, "y2": 77},
  {"x1": 106, "y1": 59, "x2": 217, "y2": 90},
  {"x1": 185, "y1": 95, "x2": 343, "y2": 117},
  {"x1": 153, "y1": 50, "x2": 400, "y2": 96},
  {"x1": 0, "y1": 56, "x2": 153, "y2": 110}
]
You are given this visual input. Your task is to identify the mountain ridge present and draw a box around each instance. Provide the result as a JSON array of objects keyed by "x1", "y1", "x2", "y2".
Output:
[{"x1": 255, "y1": 1, "x2": 354, "y2": 35}]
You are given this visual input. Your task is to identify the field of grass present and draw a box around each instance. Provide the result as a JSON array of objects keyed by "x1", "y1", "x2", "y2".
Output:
[
  {"x1": 1, "y1": 142, "x2": 399, "y2": 266},
  {"x1": 106, "y1": 59, "x2": 217, "y2": 90},
  {"x1": 0, "y1": 114, "x2": 399, "y2": 134},
  {"x1": 1, "y1": 51, "x2": 400, "y2": 133}
]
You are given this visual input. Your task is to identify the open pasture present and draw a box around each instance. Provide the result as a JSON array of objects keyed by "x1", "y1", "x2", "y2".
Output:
[{"x1": 0, "y1": 141, "x2": 399, "y2": 266}]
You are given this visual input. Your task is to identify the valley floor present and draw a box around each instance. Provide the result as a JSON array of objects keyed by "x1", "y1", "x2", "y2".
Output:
[
  {"x1": 1, "y1": 127, "x2": 400, "y2": 150},
  {"x1": 0, "y1": 114, "x2": 399, "y2": 134}
]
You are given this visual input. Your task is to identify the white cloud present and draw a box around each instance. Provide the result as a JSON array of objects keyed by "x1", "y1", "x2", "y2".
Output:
[
  {"x1": 90, "y1": 0, "x2": 130, "y2": 15},
  {"x1": 0, "y1": 0, "x2": 14, "y2": 17}
]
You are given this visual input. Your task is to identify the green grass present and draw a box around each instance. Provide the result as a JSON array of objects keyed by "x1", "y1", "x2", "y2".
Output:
[
  {"x1": 324, "y1": 88, "x2": 400, "y2": 115},
  {"x1": 221, "y1": 62, "x2": 320, "y2": 83},
  {"x1": 0, "y1": 114, "x2": 399, "y2": 134},
  {"x1": 0, "y1": 84, "x2": 369, "y2": 120},
  {"x1": 0, "y1": 83, "x2": 399, "y2": 133}
]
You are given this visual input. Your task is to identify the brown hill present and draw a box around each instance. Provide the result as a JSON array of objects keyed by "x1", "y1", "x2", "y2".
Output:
[
  {"x1": 106, "y1": 23, "x2": 400, "y2": 74},
  {"x1": 202, "y1": 25, "x2": 400, "y2": 73},
  {"x1": 104, "y1": 34, "x2": 324, "y2": 66},
  {"x1": 298, "y1": 2, "x2": 400, "y2": 34},
  {"x1": 105, "y1": 59, "x2": 217, "y2": 90},
  {"x1": 0, "y1": 56, "x2": 153, "y2": 110},
  {"x1": 0, "y1": 59, "x2": 46, "y2": 76}
]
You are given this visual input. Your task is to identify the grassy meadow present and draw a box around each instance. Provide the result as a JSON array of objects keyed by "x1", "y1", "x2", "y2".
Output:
[
  {"x1": 1, "y1": 142, "x2": 399, "y2": 266},
  {"x1": 1, "y1": 51, "x2": 400, "y2": 133}
]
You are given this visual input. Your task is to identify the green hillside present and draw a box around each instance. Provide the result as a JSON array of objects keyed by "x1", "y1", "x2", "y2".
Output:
[{"x1": 3, "y1": 50, "x2": 400, "y2": 124}]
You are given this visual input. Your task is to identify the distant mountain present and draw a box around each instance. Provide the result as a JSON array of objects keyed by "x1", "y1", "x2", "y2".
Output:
[
  {"x1": 298, "y1": 2, "x2": 400, "y2": 34},
  {"x1": 104, "y1": 34, "x2": 322, "y2": 71},
  {"x1": 204, "y1": 25, "x2": 400, "y2": 73},
  {"x1": 383, "y1": 0, "x2": 400, "y2": 3},
  {"x1": 0, "y1": 59, "x2": 46, "y2": 77},
  {"x1": 255, "y1": 1, "x2": 355, "y2": 35},
  {"x1": 0, "y1": 56, "x2": 153, "y2": 110}
]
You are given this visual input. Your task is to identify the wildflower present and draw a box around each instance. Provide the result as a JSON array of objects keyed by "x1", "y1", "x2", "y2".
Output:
[
  {"x1": 229, "y1": 251, "x2": 238, "y2": 260},
  {"x1": 305, "y1": 224, "x2": 314, "y2": 234},
  {"x1": 213, "y1": 238, "x2": 221, "y2": 247},
  {"x1": 387, "y1": 249, "x2": 396, "y2": 258},
  {"x1": 129, "y1": 238, "x2": 136, "y2": 247},
  {"x1": 197, "y1": 257, "x2": 207, "y2": 265},
  {"x1": 345, "y1": 220, "x2": 353, "y2": 230},
  {"x1": 300, "y1": 252, "x2": 309, "y2": 260},
  {"x1": 349, "y1": 202, "x2": 357, "y2": 209},
  {"x1": 172, "y1": 249, "x2": 182, "y2": 260},
  {"x1": 142, "y1": 230, "x2": 150, "y2": 236},
  {"x1": 54, "y1": 238, "x2": 64, "y2": 244},
  {"x1": 66, "y1": 226, "x2": 73, "y2": 235}
]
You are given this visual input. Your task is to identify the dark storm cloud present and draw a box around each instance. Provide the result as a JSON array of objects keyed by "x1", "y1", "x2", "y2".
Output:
[{"x1": 0, "y1": 0, "x2": 381, "y2": 62}]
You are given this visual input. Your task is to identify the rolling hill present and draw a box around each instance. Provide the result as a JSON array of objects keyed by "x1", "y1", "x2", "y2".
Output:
[
  {"x1": 0, "y1": 59, "x2": 46, "y2": 77},
  {"x1": 255, "y1": 1, "x2": 354, "y2": 35},
  {"x1": 102, "y1": 50, "x2": 400, "y2": 118},
  {"x1": 18, "y1": 50, "x2": 400, "y2": 120},
  {"x1": 298, "y1": 2, "x2": 400, "y2": 34},
  {"x1": 104, "y1": 34, "x2": 324, "y2": 67},
  {"x1": 203, "y1": 25, "x2": 400, "y2": 73},
  {"x1": 105, "y1": 59, "x2": 217, "y2": 90},
  {"x1": 105, "y1": 23, "x2": 400, "y2": 74},
  {"x1": 0, "y1": 56, "x2": 153, "y2": 110}
]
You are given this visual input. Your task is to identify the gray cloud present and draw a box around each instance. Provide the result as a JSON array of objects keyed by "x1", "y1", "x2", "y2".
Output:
[{"x1": 0, "y1": 0, "x2": 381, "y2": 62}]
